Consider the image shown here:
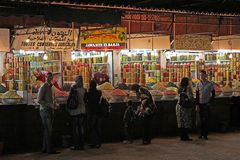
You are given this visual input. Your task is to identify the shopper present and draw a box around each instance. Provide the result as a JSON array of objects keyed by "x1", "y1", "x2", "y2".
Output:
[
  {"x1": 37, "y1": 72, "x2": 59, "y2": 154},
  {"x1": 176, "y1": 77, "x2": 194, "y2": 141},
  {"x1": 67, "y1": 76, "x2": 87, "y2": 150},
  {"x1": 86, "y1": 80, "x2": 102, "y2": 148},
  {"x1": 136, "y1": 86, "x2": 156, "y2": 145},
  {"x1": 123, "y1": 100, "x2": 135, "y2": 144},
  {"x1": 196, "y1": 70, "x2": 215, "y2": 140}
]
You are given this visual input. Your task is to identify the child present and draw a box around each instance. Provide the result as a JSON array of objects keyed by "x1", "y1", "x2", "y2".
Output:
[{"x1": 123, "y1": 100, "x2": 135, "y2": 144}]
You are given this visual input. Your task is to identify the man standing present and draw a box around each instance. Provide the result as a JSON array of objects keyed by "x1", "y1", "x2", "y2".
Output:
[
  {"x1": 37, "y1": 72, "x2": 59, "y2": 154},
  {"x1": 196, "y1": 70, "x2": 215, "y2": 140}
]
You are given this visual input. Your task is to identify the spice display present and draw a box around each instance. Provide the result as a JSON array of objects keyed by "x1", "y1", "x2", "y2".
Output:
[
  {"x1": 111, "y1": 89, "x2": 128, "y2": 96},
  {"x1": 2, "y1": 90, "x2": 22, "y2": 99},
  {"x1": 97, "y1": 82, "x2": 114, "y2": 90}
]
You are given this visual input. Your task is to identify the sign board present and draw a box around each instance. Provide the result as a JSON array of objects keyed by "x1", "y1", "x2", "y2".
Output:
[
  {"x1": 212, "y1": 36, "x2": 240, "y2": 50},
  {"x1": 13, "y1": 27, "x2": 79, "y2": 51},
  {"x1": 174, "y1": 34, "x2": 212, "y2": 50},
  {"x1": 0, "y1": 29, "x2": 10, "y2": 52},
  {"x1": 127, "y1": 35, "x2": 170, "y2": 49},
  {"x1": 80, "y1": 27, "x2": 127, "y2": 50}
]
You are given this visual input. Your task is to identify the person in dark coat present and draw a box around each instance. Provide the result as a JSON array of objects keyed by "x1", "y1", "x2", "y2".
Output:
[
  {"x1": 86, "y1": 80, "x2": 102, "y2": 148},
  {"x1": 67, "y1": 76, "x2": 87, "y2": 150}
]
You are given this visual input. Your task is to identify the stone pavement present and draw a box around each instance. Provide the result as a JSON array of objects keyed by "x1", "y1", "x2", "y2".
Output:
[{"x1": 2, "y1": 132, "x2": 240, "y2": 160}]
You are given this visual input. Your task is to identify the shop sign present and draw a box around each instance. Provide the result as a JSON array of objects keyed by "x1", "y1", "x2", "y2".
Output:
[
  {"x1": 13, "y1": 27, "x2": 79, "y2": 51},
  {"x1": 0, "y1": 29, "x2": 10, "y2": 52},
  {"x1": 80, "y1": 27, "x2": 127, "y2": 50},
  {"x1": 174, "y1": 34, "x2": 212, "y2": 50}
]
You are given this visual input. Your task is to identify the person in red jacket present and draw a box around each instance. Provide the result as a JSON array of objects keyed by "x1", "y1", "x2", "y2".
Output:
[
  {"x1": 34, "y1": 69, "x2": 46, "y2": 83},
  {"x1": 93, "y1": 69, "x2": 109, "y2": 85},
  {"x1": 34, "y1": 69, "x2": 61, "y2": 90}
]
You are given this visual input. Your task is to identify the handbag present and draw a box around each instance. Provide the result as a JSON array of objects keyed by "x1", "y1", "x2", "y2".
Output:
[{"x1": 179, "y1": 88, "x2": 194, "y2": 108}]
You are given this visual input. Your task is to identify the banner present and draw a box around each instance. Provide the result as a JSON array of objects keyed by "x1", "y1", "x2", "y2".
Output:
[
  {"x1": 13, "y1": 27, "x2": 79, "y2": 51},
  {"x1": 0, "y1": 29, "x2": 10, "y2": 52},
  {"x1": 80, "y1": 27, "x2": 127, "y2": 50},
  {"x1": 174, "y1": 34, "x2": 212, "y2": 50}
]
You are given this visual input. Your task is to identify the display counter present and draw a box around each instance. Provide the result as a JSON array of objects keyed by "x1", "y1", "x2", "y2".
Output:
[{"x1": 0, "y1": 96, "x2": 238, "y2": 153}]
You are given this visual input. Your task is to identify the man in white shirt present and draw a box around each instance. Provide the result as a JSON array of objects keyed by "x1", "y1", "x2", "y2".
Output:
[{"x1": 196, "y1": 70, "x2": 215, "y2": 140}]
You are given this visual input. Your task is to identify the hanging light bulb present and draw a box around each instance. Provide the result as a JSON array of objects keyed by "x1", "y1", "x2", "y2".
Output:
[
  {"x1": 43, "y1": 53, "x2": 48, "y2": 60},
  {"x1": 25, "y1": 39, "x2": 30, "y2": 43},
  {"x1": 195, "y1": 56, "x2": 200, "y2": 61},
  {"x1": 71, "y1": 54, "x2": 76, "y2": 60},
  {"x1": 51, "y1": 40, "x2": 56, "y2": 44}
]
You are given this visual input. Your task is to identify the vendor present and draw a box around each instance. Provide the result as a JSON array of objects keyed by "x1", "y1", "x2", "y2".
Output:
[
  {"x1": 52, "y1": 73, "x2": 61, "y2": 90},
  {"x1": 33, "y1": 68, "x2": 47, "y2": 83},
  {"x1": 93, "y1": 69, "x2": 109, "y2": 85},
  {"x1": 33, "y1": 69, "x2": 61, "y2": 90}
]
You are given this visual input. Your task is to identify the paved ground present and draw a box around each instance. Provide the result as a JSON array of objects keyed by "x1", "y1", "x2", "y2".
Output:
[{"x1": 2, "y1": 132, "x2": 240, "y2": 160}]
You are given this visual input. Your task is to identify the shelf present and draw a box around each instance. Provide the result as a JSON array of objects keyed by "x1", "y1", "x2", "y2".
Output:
[
  {"x1": 30, "y1": 60, "x2": 59, "y2": 63},
  {"x1": 170, "y1": 60, "x2": 195, "y2": 63},
  {"x1": 92, "y1": 63, "x2": 108, "y2": 65},
  {"x1": 121, "y1": 60, "x2": 160, "y2": 64},
  {"x1": 145, "y1": 70, "x2": 159, "y2": 72},
  {"x1": 5, "y1": 80, "x2": 25, "y2": 82},
  {"x1": 205, "y1": 60, "x2": 230, "y2": 63},
  {"x1": 52, "y1": 72, "x2": 61, "y2": 74},
  {"x1": 63, "y1": 81, "x2": 75, "y2": 83}
]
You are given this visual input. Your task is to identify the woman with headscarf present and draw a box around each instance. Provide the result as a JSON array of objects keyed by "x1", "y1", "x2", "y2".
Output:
[
  {"x1": 67, "y1": 76, "x2": 87, "y2": 150},
  {"x1": 135, "y1": 86, "x2": 156, "y2": 145},
  {"x1": 176, "y1": 77, "x2": 194, "y2": 141},
  {"x1": 86, "y1": 80, "x2": 103, "y2": 148}
]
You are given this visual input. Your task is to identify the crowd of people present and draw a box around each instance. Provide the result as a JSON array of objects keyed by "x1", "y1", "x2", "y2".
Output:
[{"x1": 37, "y1": 69, "x2": 215, "y2": 154}]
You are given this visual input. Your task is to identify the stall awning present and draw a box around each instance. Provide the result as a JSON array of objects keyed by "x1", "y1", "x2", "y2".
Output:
[{"x1": 0, "y1": 2, "x2": 122, "y2": 27}]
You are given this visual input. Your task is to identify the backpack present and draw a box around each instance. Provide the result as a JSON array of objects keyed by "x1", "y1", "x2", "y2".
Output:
[
  {"x1": 179, "y1": 88, "x2": 194, "y2": 108},
  {"x1": 99, "y1": 96, "x2": 111, "y2": 117},
  {"x1": 67, "y1": 86, "x2": 78, "y2": 110}
]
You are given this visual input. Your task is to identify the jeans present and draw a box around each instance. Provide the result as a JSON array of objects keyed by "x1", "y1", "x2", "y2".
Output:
[
  {"x1": 199, "y1": 103, "x2": 210, "y2": 138},
  {"x1": 40, "y1": 108, "x2": 54, "y2": 153},
  {"x1": 71, "y1": 114, "x2": 85, "y2": 148},
  {"x1": 143, "y1": 115, "x2": 153, "y2": 143},
  {"x1": 88, "y1": 115, "x2": 102, "y2": 146}
]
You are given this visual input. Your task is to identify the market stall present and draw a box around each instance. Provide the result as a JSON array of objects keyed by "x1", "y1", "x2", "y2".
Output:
[{"x1": 0, "y1": 30, "x2": 240, "y2": 154}]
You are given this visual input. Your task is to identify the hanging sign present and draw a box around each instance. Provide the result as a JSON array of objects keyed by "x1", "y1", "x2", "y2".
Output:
[
  {"x1": 80, "y1": 27, "x2": 127, "y2": 50},
  {"x1": 13, "y1": 27, "x2": 79, "y2": 51},
  {"x1": 174, "y1": 34, "x2": 212, "y2": 50},
  {"x1": 0, "y1": 29, "x2": 10, "y2": 52}
]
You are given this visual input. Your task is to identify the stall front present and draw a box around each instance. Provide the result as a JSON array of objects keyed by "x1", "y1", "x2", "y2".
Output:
[{"x1": 0, "y1": 31, "x2": 239, "y2": 154}]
